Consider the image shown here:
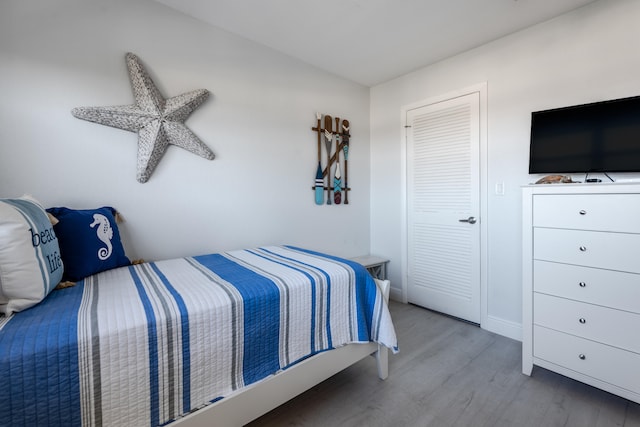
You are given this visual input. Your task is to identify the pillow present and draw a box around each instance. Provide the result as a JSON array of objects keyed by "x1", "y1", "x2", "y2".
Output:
[
  {"x1": 0, "y1": 196, "x2": 64, "y2": 314},
  {"x1": 46, "y1": 206, "x2": 130, "y2": 281}
]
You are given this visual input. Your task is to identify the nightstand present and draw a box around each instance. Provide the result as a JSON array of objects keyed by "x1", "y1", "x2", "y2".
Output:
[{"x1": 350, "y1": 255, "x2": 389, "y2": 280}]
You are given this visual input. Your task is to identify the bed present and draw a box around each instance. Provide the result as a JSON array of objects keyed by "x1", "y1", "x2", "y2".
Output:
[{"x1": 0, "y1": 245, "x2": 397, "y2": 427}]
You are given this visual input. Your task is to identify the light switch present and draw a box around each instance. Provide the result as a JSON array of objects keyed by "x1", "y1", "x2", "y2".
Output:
[{"x1": 495, "y1": 182, "x2": 505, "y2": 196}]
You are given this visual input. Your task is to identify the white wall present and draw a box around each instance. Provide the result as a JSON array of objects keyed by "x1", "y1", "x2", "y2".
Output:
[
  {"x1": 370, "y1": 0, "x2": 640, "y2": 339},
  {"x1": 0, "y1": 0, "x2": 371, "y2": 261}
]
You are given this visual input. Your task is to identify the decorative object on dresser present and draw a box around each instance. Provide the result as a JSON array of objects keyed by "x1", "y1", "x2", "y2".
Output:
[
  {"x1": 311, "y1": 113, "x2": 351, "y2": 204},
  {"x1": 522, "y1": 183, "x2": 640, "y2": 404},
  {"x1": 71, "y1": 52, "x2": 215, "y2": 183},
  {"x1": 534, "y1": 174, "x2": 575, "y2": 184}
]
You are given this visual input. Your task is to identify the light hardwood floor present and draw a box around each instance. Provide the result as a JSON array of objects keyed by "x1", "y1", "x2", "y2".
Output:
[{"x1": 249, "y1": 301, "x2": 640, "y2": 427}]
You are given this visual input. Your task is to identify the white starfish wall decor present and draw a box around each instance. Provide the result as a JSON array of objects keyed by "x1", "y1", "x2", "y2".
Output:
[{"x1": 71, "y1": 52, "x2": 215, "y2": 183}]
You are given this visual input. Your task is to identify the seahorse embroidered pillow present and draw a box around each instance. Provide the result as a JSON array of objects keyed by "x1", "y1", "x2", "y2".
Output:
[
  {"x1": 0, "y1": 196, "x2": 64, "y2": 314},
  {"x1": 46, "y1": 206, "x2": 130, "y2": 281}
]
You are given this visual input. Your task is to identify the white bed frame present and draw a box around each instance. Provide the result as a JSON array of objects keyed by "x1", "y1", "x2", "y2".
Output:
[{"x1": 174, "y1": 279, "x2": 391, "y2": 427}]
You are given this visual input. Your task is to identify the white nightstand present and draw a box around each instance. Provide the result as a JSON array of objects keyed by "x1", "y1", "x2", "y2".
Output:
[{"x1": 350, "y1": 255, "x2": 389, "y2": 280}]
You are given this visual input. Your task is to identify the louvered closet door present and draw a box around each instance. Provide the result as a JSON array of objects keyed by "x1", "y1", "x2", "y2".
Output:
[{"x1": 406, "y1": 92, "x2": 480, "y2": 323}]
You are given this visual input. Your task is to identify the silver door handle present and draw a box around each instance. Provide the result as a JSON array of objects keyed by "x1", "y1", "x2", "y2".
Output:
[{"x1": 459, "y1": 216, "x2": 477, "y2": 224}]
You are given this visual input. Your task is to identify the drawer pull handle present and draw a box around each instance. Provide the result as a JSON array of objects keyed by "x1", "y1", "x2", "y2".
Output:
[
  {"x1": 579, "y1": 210, "x2": 587, "y2": 215},
  {"x1": 579, "y1": 318, "x2": 586, "y2": 324},
  {"x1": 579, "y1": 246, "x2": 587, "y2": 252},
  {"x1": 578, "y1": 354, "x2": 586, "y2": 360},
  {"x1": 579, "y1": 282, "x2": 586, "y2": 288}
]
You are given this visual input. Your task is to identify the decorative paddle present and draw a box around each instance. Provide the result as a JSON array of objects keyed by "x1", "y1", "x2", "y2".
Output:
[
  {"x1": 333, "y1": 163, "x2": 342, "y2": 204},
  {"x1": 333, "y1": 116, "x2": 342, "y2": 204},
  {"x1": 342, "y1": 120, "x2": 350, "y2": 204},
  {"x1": 314, "y1": 113, "x2": 324, "y2": 205},
  {"x1": 323, "y1": 114, "x2": 333, "y2": 205},
  {"x1": 315, "y1": 163, "x2": 324, "y2": 205}
]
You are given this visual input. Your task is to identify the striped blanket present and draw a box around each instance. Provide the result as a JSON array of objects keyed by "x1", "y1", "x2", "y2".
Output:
[{"x1": 0, "y1": 246, "x2": 397, "y2": 426}]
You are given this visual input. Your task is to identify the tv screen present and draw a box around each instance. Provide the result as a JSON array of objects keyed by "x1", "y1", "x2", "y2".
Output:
[{"x1": 529, "y1": 95, "x2": 640, "y2": 174}]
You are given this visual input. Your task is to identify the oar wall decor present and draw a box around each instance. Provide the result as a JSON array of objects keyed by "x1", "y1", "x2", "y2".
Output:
[
  {"x1": 323, "y1": 115, "x2": 333, "y2": 205},
  {"x1": 333, "y1": 116, "x2": 342, "y2": 204},
  {"x1": 310, "y1": 113, "x2": 351, "y2": 205},
  {"x1": 342, "y1": 119, "x2": 350, "y2": 205},
  {"x1": 313, "y1": 113, "x2": 324, "y2": 205}
]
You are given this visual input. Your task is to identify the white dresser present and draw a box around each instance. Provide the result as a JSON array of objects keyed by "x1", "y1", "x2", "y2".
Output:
[{"x1": 522, "y1": 183, "x2": 640, "y2": 404}]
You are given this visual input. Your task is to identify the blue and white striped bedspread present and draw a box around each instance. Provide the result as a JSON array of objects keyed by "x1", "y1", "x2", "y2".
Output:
[{"x1": 0, "y1": 246, "x2": 397, "y2": 426}]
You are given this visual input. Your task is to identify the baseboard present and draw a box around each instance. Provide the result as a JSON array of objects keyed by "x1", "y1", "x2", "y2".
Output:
[
  {"x1": 389, "y1": 287, "x2": 403, "y2": 302},
  {"x1": 484, "y1": 315, "x2": 522, "y2": 341},
  {"x1": 387, "y1": 290, "x2": 522, "y2": 342}
]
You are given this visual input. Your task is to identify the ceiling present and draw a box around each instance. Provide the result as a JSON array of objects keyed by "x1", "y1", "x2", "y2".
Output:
[{"x1": 153, "y1": 0, "x2": 598, "y2": 87}]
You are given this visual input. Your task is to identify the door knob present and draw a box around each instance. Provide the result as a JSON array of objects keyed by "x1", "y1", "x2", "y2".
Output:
[{"x1": 459, "y1": 217, "x2": 477, "y2": 224}]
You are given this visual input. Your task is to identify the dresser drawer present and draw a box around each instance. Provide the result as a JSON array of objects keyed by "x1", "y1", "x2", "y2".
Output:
[
  {"x1": 533, "y1": 261, "x2": 640, "y2": 313},
  {"x1": 534, "y1": 228, "x2": 640, "y2": 273},
  {"x1": 533, "y1": 194, "x2": 640, "y2": 233},
  {"x1": 534, "y1": 326, "x2": 640, "y2": 395},
  {"x1": 534, "y1": 293, "x2": 640, "y2": 353}
]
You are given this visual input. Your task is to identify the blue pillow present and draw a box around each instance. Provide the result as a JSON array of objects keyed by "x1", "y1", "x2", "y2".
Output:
[{"x1": 46, "y1": 206, "x2": 130, "y2": 281}]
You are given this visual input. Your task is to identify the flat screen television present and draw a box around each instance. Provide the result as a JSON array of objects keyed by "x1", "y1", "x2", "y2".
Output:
[{"x1": 528, "y1": 95, "x2": 640, "y2": 174}]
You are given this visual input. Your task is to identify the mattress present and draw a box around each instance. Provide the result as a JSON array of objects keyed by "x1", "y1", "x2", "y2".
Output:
[{"x1": 0, "y1": 246, "x2": 397, "y2": 426}]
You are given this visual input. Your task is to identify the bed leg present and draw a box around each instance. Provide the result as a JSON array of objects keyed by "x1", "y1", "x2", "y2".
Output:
[{"x1": 376, "y1": 344, "x2": 389, "y2": 380}]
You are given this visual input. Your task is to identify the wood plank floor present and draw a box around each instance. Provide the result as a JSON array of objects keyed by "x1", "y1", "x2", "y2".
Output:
[{"x1": 248, "y1": 301, "x2": 640, "y2": 427}]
